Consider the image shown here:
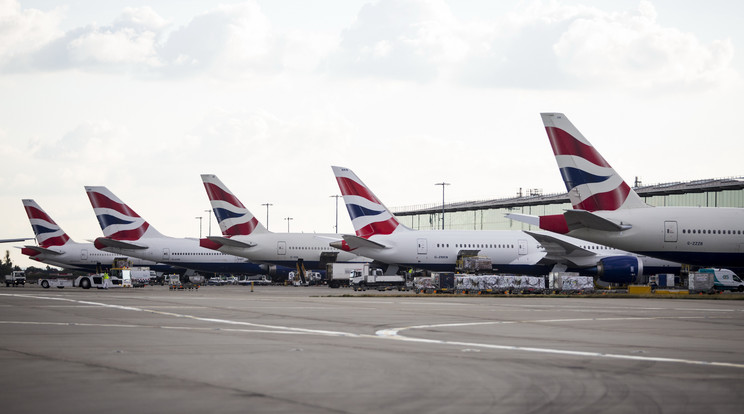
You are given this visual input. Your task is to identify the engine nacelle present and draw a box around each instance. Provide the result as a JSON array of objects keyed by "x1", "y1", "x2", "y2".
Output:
[{"x1": 597, "y1": 256, "x2": 643, "y2": 285}]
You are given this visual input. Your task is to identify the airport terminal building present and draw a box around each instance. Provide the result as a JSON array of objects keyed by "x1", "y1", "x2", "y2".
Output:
[{"x1": 392, "y1": 177, "x2": 744, "y2": 231}]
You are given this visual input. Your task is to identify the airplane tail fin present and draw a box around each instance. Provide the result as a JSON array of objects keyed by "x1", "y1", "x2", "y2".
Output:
[
  {"x1": 22, "y1": 199, "x2": 72, "y2": 248},
  {"x1": 84, "y1": 186, "x2": 163, "y2": 240},
  {"x1": 200, "y1": 174, "x2": 267, "y2": 236},
  {"x1": 331, "y1": 166, "x2": 408, "y2": 238},
  {"x1": 541, "y1": 113, "x2": 648, "y2": 211}
]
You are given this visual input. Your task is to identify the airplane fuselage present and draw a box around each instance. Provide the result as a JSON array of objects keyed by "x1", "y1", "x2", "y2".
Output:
[
  {"x1": 23, "y1": 241, "x2": 177, "y2": 273},
  {"x1": 348, "y1": 229, "x2": 679, "y2": 277},
  {"x1": 567, "y1": 207, "x2": 744, "y2": 267},
  {"x1": 98, "y1": 237, "x2": 265, "y2": 275},
  {"x1": 215, "y1": 232, "x2": 371, "y2": 269}
]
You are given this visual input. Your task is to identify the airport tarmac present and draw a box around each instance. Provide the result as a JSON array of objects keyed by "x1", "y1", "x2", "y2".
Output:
[{"x1": 1, "y1": 285, "x2": 743, "y2": 413}]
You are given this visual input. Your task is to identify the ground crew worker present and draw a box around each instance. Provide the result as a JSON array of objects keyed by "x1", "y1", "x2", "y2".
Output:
[{"x1": 103, "y1": 272, "x2": 110, "y2": 289}]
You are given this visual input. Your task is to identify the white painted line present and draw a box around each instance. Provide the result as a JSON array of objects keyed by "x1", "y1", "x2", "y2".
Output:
[
  {"x1": 4, "y1": 292, "x2": 743, "y2": 369},
  {"x1": 376, "y1": 318, "x2": 744, "y2": 369}
]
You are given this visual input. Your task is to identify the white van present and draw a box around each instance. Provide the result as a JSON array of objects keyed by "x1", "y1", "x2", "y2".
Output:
[{"x1": 699, "y1": 268, "x2": 744, "y2": 292}]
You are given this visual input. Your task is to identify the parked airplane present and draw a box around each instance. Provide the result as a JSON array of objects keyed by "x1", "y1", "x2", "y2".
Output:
[
  {"x1": 198, "y1": 174, "x2": 372, "y2": 273},
  {"x1": 19, "y1": 199, "x2": 176, "y2": 273},
  {"x1": 513, "y1": 112, "x2": 744, "y2": 267},
  {"x1": 329, "y1": 166, "x2": 681, "y2": 284},
  {"x1": 85, "y1": 186, "x2": 268, "y2": 276}
]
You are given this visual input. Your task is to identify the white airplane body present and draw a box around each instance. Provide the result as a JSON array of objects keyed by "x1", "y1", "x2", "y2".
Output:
[
  {"x1": 330, "y1": 166, "x2": 680, "y2": 283},
  {"x1": 523, "y1": 113, "x2": 744, "y2": 268},
  {"x1": 85, "y1": 186, "x2": 268, "y2": 275},
  {"x1": 199, "y1": 174, "x2": 371, "y2": 271},
  {"x1": 20, "y1": 199, "x2": 176, "y2": 273}
]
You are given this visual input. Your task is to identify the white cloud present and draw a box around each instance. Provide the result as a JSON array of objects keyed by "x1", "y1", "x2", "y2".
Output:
[
  {"x1": 159, "y1": 2, "x2": 281, "y2": 77},
  {"x1": 0, "y1": 0, "x2": 64, "y2": 63},
  {"x1": 552, "y1": 0, "x2": 738, "y2": 90},
  {"x1": 325, "y1": 0, "x2": 477, "y2": 81}
]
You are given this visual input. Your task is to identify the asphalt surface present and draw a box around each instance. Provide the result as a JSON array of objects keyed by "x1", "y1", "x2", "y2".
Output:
[{"x1": 1, "y1": 285, "x2": 743, "y2": 413}]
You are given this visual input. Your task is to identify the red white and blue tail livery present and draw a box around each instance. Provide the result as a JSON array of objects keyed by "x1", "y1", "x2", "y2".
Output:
[
  {"x1": 20, "y1": 199, "x2": 174, "y2": 273},
  {"x1": 201, "y1": 174, "x2": 267, "y2": 236},
  {"x1": 85, "y1": 186, "x2": 265, "y2": 275},
  {"x1": 23, "y1": 199, "x2": 71, "y2": 248},
  {"x1": 542, "y1": 113, "x2": 648, "y2": 211},
  {"x1": 85, "y1": 186, "x2": 163, "y2": 241},
  {"x1": 332, "y1": 166, "x2": 408, "y2": 238}
]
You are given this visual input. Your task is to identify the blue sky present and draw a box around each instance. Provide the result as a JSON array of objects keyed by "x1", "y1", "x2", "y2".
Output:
[{"x1": 2, "y1": 0, "x2": 742, "y2": 269}]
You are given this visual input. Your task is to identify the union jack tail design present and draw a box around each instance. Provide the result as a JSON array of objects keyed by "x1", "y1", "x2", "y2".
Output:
[
  {"x1": 84, "y1": 186, "x2": 163, "y2": 240},
  {"x1": 22, "y1": 199, "x2": 71, "y2": 248},
  {"x1": 331, "y1": 166, "x2": 408, "y2": 238},
  {"x1": 201, "y1": 174, "x2": 267, "y2": 236},
  {"x1": 541, "y1": 113, "x2": 649, "y2": 211}
]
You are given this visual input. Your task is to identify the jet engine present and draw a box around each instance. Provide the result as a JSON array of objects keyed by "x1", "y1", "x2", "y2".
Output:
[{"x1": 596, "y1": 256, "x2": 643, "y2": 285}]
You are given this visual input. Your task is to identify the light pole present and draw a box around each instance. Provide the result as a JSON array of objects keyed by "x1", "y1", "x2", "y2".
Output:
[
  {"x1": 261, "y1": 203, "x2": 273, "y2": 230},
  {"x1": 204, "y1": 209, "x2": 212, "y2": 236},
  {"x1": 330, "y1": 195, "x2": 341, "y2": 233},
  {"x1": 195, "y1": 216, "x2": 203, "y2": 238},
  {"x1": 434, "y1": 182, "x2": 450, "y2": 230},
  {"x1": 284, "y1": 216, "x2": 293, "y2": 233}
]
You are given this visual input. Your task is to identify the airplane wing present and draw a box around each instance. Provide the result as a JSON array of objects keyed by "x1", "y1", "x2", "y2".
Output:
[
  {"x1": 20, "y1": 245, "x2": 63, "y2": 256},
  {"x1": 206, "y1": 236, "x2": 256, "y2": 249},
  {"x1": 342, "y1": 235, "x2": 388, "y2": 249},
  {"x1": 564, "y1": 210, "x2": 631, "y2": 232},
  {"x1": 95, "y1": 237, "x2": 148, "y2": 250},
  {"x1": 525, "y1": 231, "x2": 595, "y2": 258}
]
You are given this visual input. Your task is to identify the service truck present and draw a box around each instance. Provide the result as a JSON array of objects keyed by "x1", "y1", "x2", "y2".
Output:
[
  {"x1": 327, "y1": 262, "x2": 366, "y2": 288},
  {"x1": 350, "y1": 264, "x2": 405, "y2": 291},
  {"x1": 4, "y1": 270, "x2": 26, "y2": 287},
  {"x1": 699, "y1": 268, "x2": 744, "y2": 292}
]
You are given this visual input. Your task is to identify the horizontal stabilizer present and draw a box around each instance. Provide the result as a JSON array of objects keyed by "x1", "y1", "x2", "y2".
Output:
[
  {"x1": 206, "y1": 236, "x2": 256, "y2": 249},
  {"x1": 95, "y1": 237, "x2": 148, "y2": 250},
  {"x1": 0, "y1": 237, "x2": 35, "y2": 243},
  {"x1": 505, "y1": 213, "x2": 540, "y2": 226},
  {"x1": 564, "y1": 210, "x2": 631, "y2": 232},
  {"x1": 525, "y1": 231, "x2": 595, "y2": 258},
  {"x1": 343, "y1": 235, "x2": 388, "y2": 250},
  {"x1": 21, "y1": 245, "x2": 63, "y2": 255}
]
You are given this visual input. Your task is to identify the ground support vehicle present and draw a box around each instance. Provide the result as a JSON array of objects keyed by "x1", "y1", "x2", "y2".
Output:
[
  {"x1": 548, "y1": 273, "x2": 594, "y2": 294},
  {"x1": 688, "y1": 272, "x2": 716, "y2": 293},
  {"x1": 351, "y1": 266, "x2": 405, "y2": 291},
  {"x1": 38, "y1": 277, "x2": 73, "y2": 289},
  {"x1": 167, "y1": 274, "x2": 199, "y2": 290},
  {"x1": 4, "y1": 271, "x2": 26, "y2": 287},
  {"x1": 648, "y1": 273, "x2": 677, "y2": 289},
  {"x1": 74, "y1": 274, "x2": 122, "y2": 289},
  {"x1": 455, "y1": 275, "x2": 545, "y2": 294},
  {"x1": 327, "y1": 263, "x2": 366, "y2": 288},
  {"x1": 238, "y1": 275, "x2": 271, "y2": 286},
  {"x1": 698, "y1": 268, "x2": 744, "y2": 292}
]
